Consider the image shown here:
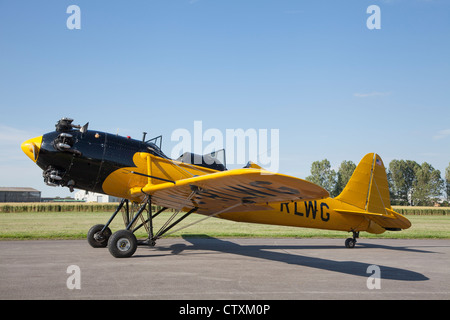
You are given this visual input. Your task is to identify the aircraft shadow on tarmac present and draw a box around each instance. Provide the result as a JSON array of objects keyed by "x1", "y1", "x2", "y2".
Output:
[{"x1": 137, "y1": 235, "x2": 429, "y2": 282}]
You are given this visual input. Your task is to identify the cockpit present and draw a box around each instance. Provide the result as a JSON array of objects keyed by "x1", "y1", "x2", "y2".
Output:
[
  {"x1": 143, "y1": 133, "x2": 227, "y2": 171},
  {"x1": 176, "y1": 149, "x2": 227, "y2": 172}
]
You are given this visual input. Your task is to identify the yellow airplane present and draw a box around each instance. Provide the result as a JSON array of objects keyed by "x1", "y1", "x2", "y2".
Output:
[{"x1": 21, "y1": 118, "x2": 411, "y2": 258}]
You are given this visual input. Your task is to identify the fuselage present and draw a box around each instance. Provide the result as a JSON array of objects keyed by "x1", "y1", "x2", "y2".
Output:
[{"x1": 21, "y1": 124, "x2": 388, "y2": 235}]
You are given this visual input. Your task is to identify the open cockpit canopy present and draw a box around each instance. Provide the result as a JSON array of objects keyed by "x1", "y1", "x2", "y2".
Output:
[{"x1": 176, "y1": 149, "x2": 227, "y2": 171}]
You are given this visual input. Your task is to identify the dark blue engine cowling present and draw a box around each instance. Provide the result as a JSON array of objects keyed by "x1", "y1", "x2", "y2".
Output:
[
  {"x1": 36, "y1": 118, "x2": 225, "y2": 194},
  {"x1": 37, "y1": 129, "x2": 149, "y2": 194}
]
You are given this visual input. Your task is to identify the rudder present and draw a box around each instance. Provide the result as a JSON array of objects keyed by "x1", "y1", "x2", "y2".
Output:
[{"x1": 336, "y1": 153, "x2": 391, "y2": 214}]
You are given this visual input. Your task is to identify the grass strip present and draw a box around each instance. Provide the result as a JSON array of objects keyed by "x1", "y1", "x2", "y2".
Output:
[{"x1": 1, "y1": 211, "x2": 449, "y2": 240}]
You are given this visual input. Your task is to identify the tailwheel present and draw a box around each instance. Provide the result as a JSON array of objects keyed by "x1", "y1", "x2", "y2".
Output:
[
  {"x1": 345, "y1": 231, "x2": 359, "y2": 248},
  {"x1": 108, "y1": 230, "x2": 138, "y2": 258},
  {"x1": 345, "y1": 238, "x2": 356, "y2": 248},
  {"x1": 87, "y1": 224, "x2": 112, "y2": 248}
]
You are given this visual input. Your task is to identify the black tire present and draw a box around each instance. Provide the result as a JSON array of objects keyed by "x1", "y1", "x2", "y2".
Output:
[
  {"x1": 345, "y1": 238, "x2": 356, "y2": 248},
  {"x1": 87, "y1": 224, "x2": 112, "y2": 248},
  {"x1": 108, "y1": 230, "x2": 138, "y2": 258}
]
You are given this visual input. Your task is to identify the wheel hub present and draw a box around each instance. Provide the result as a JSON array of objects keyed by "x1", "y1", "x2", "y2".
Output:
[
  {"x1": 93, "y1": 232, "x2": 105, "y2": 242},
  {"x1": 117, "y1": 238, "x2": 131, "y2": 252}
]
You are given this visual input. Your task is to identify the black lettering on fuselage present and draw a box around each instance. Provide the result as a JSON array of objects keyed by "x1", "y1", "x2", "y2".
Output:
[
  {"x1": 304, "y1": 201, "x2": 317, "y2": 219},
  {"x1": 294, "y1": 202, "x2": 303, "y2": 216},
  {"x1": 280, "y1": 202, "x2": 290, "y2": 213},
  {"x1": 320, "y1": 202, "x2": 330, "y2": 222},
  {"x1": 280, "y1": 200, "x2": 330, "y2": 222}
]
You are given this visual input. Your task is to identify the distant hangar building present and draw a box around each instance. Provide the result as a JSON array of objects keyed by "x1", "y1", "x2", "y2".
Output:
[
  {"x1": 74, "y1": 190, "x2": 120, "y2": 203},
  {"x1": 0, "y1": 187, "x2": 41, "y2": 202}
]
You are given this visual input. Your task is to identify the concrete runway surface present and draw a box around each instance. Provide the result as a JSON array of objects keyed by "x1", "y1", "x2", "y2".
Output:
[{"x1": 0, "y1": 237, "x2": 449, "y2": 300}]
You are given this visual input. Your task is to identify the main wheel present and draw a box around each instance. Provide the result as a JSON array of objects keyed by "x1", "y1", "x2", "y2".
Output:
[
  {"x1": 87, "y1": 224, "x2": 112, "y2": 248},
  {"x1": 108, "y1": 230, "x2": 138, "y2": 258},
  {"x1": 345, "y1": 238, "x2": 356, "y2": 248}
]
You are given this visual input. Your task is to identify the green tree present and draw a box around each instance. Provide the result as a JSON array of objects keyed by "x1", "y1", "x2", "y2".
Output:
[
  {"x1": 411, "y1": 162, "x2": 444, "y2": 206},
  {"x1": 388, "y1": 160, "x2": 420, "y2": 205},
  {"x1": 334, "y1": 160, "x2": 356, "y2": 196},
  {"x1": 445, "y1": 162, "x2": 450, "y2": 201},
  {"x1": 306, "y1": 159, "x2": 337, "y2": 196}
]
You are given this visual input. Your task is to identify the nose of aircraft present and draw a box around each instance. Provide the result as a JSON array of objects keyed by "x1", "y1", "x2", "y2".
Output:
[{"x1": 21, "y1": 136, "x2": 43, "y2": 163}]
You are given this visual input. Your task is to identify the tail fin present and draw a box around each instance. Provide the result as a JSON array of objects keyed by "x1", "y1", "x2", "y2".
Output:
[
  {"x1": 335, "y1": 153, "x2": 411, "y2": 231},
  {"x1": 336, "y1": 153, "x2": 391, "y2": 214}
]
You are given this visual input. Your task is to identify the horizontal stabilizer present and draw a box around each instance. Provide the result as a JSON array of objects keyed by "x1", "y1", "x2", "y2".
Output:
[{"x1": 335, "y1": 208, "x2": 411, "y2": 230}]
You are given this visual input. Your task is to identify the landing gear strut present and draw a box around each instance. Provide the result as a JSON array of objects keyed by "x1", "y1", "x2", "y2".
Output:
[
  {"x1": 87, "y1": 198, "x2": 127, "y2": 248},
  {"x1": 345, "y1": 231, "x2": 359, "y2": 248},
  {"x1": 87, "y1": 196, "x2": 198, "y2": 258}
]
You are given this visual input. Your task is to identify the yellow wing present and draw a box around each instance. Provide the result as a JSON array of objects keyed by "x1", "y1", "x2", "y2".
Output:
[{"x1": 130, "y1": 168, "x2": 329, "y2": 214}]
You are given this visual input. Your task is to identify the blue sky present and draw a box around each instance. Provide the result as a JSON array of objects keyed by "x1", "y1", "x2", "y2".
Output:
[{"x1": 1, "y1": 0, "x2": 449, "y2": 197}]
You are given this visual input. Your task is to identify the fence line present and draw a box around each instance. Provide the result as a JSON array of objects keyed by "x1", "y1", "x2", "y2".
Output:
[{"x1": 0, "y1": 203, "x2": 448, "y2": 215}]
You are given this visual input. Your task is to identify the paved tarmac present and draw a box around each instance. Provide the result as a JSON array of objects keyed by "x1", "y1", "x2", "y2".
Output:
[{"x1": 0, "y1": 237, "x2": 449, "y2": 300}]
